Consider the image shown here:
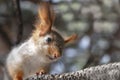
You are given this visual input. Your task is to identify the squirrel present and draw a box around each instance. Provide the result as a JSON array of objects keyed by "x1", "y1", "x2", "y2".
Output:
[{"x1": 6, "y1": 2, "x2": 77, "y2": 80}]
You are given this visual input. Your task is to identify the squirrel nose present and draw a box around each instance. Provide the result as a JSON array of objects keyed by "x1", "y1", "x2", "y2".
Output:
[{"x1": 53, "y1": 53, "x2": 60, "y2": 58}]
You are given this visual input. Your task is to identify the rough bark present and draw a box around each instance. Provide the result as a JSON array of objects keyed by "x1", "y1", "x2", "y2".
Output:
[{"x1": 26, "y1": 62, "x2": 120, "y2": 80}]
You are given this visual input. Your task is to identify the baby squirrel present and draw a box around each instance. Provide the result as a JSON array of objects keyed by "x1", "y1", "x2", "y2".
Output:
[{"x1": 6, "y1": 2, "x2": 77, "y2": 80}]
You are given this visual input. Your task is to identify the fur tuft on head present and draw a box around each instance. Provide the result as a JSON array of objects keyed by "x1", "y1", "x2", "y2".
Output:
[
  {"x1": 32, "y1": 2, "x2": 55, "y2": 41},
  {"x1": 37, "y1": 2, "x2": 55, "y2": 36}
]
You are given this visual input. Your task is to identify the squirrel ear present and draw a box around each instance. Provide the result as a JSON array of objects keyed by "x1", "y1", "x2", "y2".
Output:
[
  {"x1": 64, "y1": 34, "x2": 78, "y2": 44},
  {"x1": 36, "y1": 2, "x2": 55, "y2": 36}
]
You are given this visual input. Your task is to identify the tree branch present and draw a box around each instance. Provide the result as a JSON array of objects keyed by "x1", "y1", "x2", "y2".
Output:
[
  {"x1": 12, "y1": 0, "x2": 23, "y2": 45},
  {"x1": 26, "y1": 62, "x2": 120, "y2": 80}
]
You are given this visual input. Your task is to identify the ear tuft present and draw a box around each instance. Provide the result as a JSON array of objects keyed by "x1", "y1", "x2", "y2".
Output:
[
  {"x1": 35, "y1": 2, "x2": 55, "y2": 36},
  {"x1": 64, "y1": 34, "x2": 78, "y2": 44}
]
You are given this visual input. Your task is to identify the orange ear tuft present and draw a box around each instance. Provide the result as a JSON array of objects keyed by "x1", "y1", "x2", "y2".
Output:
[
  {"x1": 35, "y1": 2, "x2": 55, "y2": 36},
  {"x1": 64, "y1": 34, "x2": 78, "y2": 44}
]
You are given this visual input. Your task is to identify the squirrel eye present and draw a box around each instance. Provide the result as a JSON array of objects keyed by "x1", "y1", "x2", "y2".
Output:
[{"x1": 46, "y1": 37, "x2": 52, "y2": 43}]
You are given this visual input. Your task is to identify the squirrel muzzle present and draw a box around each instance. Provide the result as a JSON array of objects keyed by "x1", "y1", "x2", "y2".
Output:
[{"x1": 48, "y1": 46, "x2": 61, "y2": 59}]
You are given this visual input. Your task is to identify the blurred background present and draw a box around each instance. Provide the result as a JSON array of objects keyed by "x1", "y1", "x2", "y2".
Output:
[{"x1": 0, "y1": 0, "x2": 120, "y2": 79}]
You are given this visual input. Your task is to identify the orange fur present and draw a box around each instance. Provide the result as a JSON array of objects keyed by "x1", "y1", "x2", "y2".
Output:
[
  {"x1": 33, "y1": 2, "x2": 55, "y2": 37},
  {"x1": 13, "y1": 71, "x2": 23, "y2": 80},
  {"x1": 32, "y1": 2, "x2": 55, "y2": 42},
  {"x1": 36, "y1": 66, "x2": 49, "y2": 75},
  {"x1": 6, "y1": 63, "x2": 23, "y2": 80},
  {"x1": 64, "y1": 34, "x2": 78, "y2": 44},
  {"x1": 48, "y1": 46, "x2": 61, "y2": 58}
]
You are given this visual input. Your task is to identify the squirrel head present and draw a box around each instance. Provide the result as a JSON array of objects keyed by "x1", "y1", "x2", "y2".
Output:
[{"x1": 32, "y1": 2, "x2": 77, "y2": 61}]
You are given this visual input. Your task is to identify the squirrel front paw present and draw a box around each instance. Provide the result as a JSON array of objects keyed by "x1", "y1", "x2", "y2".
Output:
[{"x1": 36, "y1": 69, "x2": 47, "y2": 75}]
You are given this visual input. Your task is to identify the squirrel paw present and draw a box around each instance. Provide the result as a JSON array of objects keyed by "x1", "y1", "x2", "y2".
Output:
[{"x1": 36, "y1": 69, "x2": 46, "y2": 75}]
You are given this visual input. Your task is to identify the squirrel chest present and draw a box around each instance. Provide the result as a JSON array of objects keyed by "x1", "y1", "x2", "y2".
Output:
[{"x1": 6, "y1": 39, "x2": 50, "y2": 78}]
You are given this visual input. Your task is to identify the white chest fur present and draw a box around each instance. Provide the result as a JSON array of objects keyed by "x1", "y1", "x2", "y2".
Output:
[{"x1": 6, "y1": 38, "x2": 51, "y2": 79}]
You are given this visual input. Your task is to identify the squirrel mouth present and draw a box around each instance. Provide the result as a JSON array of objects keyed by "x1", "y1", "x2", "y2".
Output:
[{"x1": 46, "y1": 55, "x2": 55, "y2": 60}]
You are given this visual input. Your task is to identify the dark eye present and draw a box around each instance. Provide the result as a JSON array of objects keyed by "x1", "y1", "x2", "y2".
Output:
[{"x1": 46, "y1": 37, "x2": 52, "y2": 43}]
